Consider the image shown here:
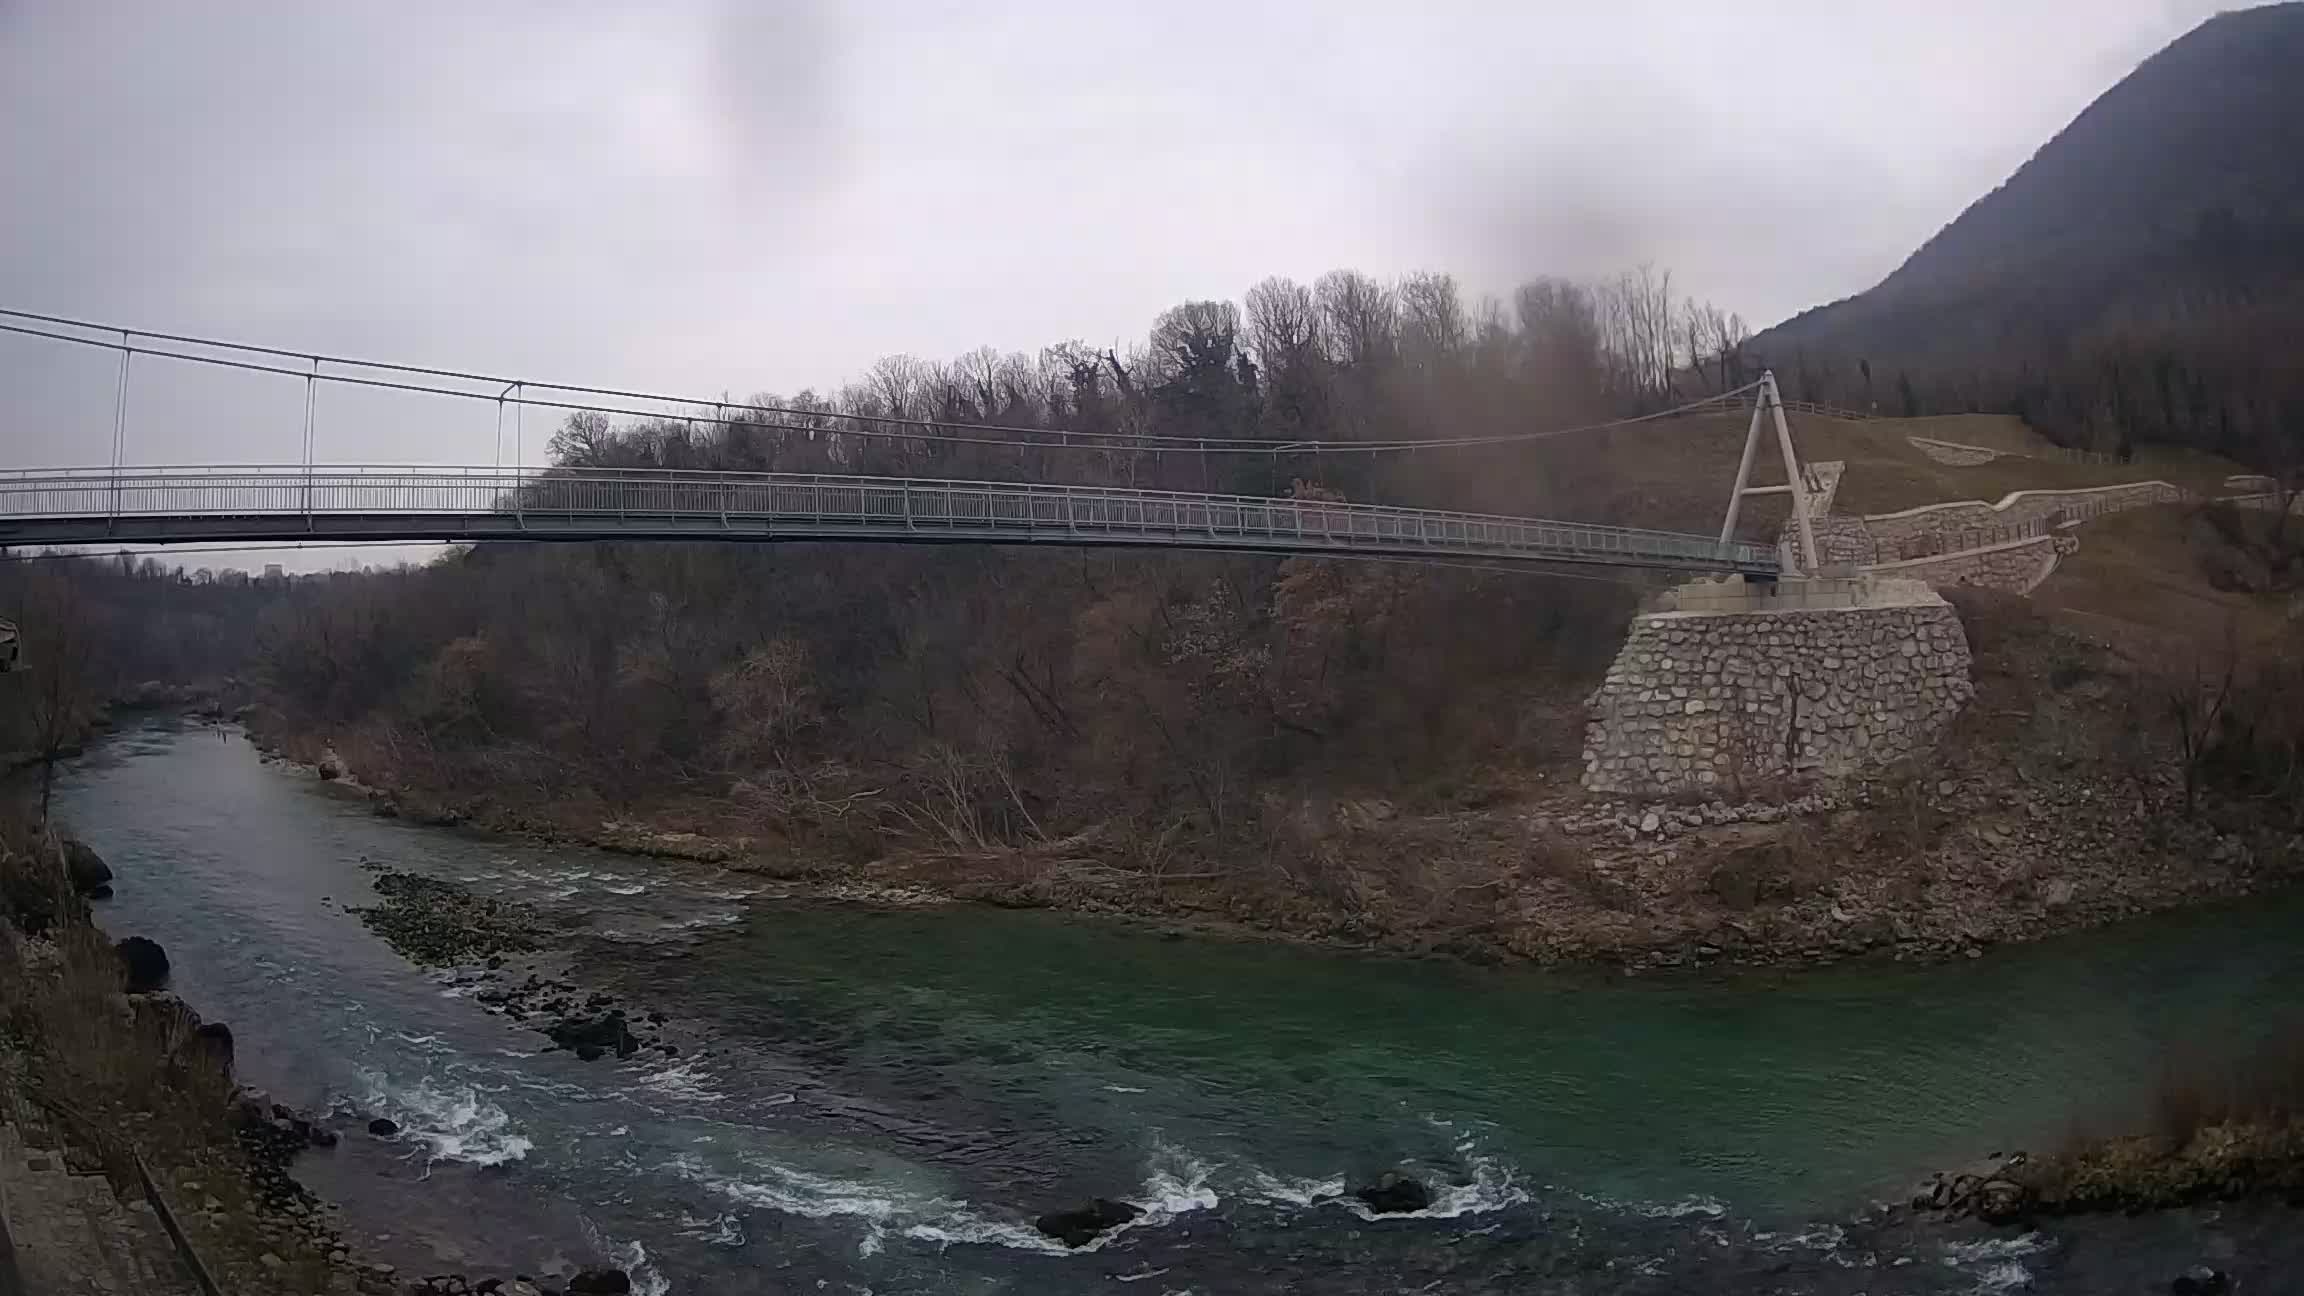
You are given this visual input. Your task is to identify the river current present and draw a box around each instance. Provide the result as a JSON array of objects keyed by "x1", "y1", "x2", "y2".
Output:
[{"x1": 54, "y1": 721, "x2": 2304, "y2": 1293}]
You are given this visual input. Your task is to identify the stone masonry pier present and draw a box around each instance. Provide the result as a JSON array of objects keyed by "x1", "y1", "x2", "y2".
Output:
[{"x1": 1582, "y1": 576, "x2": 1974, "y2": 797}]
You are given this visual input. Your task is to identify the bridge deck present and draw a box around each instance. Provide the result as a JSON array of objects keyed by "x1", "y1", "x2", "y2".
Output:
[{"x1": 0, "y1": 466, "x2": 1779, "y2": 574}]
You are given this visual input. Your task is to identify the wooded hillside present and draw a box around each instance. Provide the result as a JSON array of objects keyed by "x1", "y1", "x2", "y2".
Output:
[{"x1": 1749, "y1": 3, "x2": 2304, "y2": 472}]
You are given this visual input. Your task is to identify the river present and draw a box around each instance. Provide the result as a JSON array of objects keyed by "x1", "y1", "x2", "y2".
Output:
[{"x1": 53, "y1": 720, "x2": 2304, "y2": 1293}]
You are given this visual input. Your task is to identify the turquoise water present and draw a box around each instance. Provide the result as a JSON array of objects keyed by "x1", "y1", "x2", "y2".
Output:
[{"x1": 57, "y1": 720, "x2": 2304, "y2": 1292}]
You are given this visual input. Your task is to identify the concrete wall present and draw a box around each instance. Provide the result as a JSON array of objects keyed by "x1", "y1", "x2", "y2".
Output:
[
  {"x1": 2224, "y1": 491, "x2": 2304, "y2": 515},
  {"x1": 1908, "y1": 437, "x2": 2006, "y2": 466},
  {"x1": 1803, "y1": 461, "x2": 1845, "y2": 517},
  {"x1": 1584, "y1": 580, "x2": 1973, "y2": 797}
]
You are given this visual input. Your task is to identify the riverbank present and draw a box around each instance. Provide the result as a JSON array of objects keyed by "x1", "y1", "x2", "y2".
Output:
[
  {"x1": 53, "y1": 720, "x2": 2304, "y2": 1292},
  {"x1": 317, "y1": 778, "x2": 2304, "y2": 1278},
  {"x1": 0, "y1": 818, "x2": 642, "y2": 1296},
  {"x1": 245, "y1": 590, "x2": 2304, "y2": 975},
  {"x1": 0, "y1": 826, "x2": 370, "y2": 1294},
  {"x1": 1908, "y1": 1033, "x2": 2304, "y2": 1230}
]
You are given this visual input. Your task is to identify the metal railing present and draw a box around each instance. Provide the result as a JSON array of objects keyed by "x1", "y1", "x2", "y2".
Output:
[{"x1": 0, "y1": 464, "x2": 1781, "y2": 574}]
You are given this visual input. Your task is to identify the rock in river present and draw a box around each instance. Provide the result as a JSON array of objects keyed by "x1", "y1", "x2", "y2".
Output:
[
  {"x1": 1034, "y1": 1198, "x2": 1143, "y2": 1247},
  {"x1": 1973, "y1": 1177, "x2": 2028, "y2": 1224},
  {"x1": 368, "y1": 1118, "x2": 400, "y2": 1137},
  {"x1": 1352, "y1": 1173, "x2": 1433, "y2": 1214},
  {"x1": 63, "y1": 838, "x2": 112, "y2": 897},
  {"x1": 566, "y1": 1268, "x2": 633, "y2": 1294},
  {"x1": 190, "y1": 1021, "x2": 235, "y2": 1068},
  {"x1": 2172, "y1": 1266, "x2": 2231, "y2": 1295},
  {"x1": 116, "y1": 935, "x2": 170, "y2": 992},
  {"x1": 545, "y1": 1011, "x2": 639, "y2": 1060}
]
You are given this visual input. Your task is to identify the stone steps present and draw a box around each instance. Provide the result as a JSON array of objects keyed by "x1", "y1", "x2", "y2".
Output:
[{"x1": 0, "y1": 1120, "x2": 200, "y2": 1296}]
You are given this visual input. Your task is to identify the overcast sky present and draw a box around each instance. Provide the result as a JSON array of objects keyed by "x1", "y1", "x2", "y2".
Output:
[{"x1": 0, "y1": 0, "x2": 2236, "y2": 564}]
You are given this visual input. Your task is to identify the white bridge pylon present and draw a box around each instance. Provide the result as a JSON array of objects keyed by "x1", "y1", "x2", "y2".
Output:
[{"x1": 1716, "y1": 371, "x2": 1821, "y2": 576}]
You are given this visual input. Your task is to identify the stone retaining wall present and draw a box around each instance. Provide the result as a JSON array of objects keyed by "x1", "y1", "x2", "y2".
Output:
[
  {"x1": 1862, "y1": 481, "x2": 2185, "y2": 549},
  {"x1": 1812, "y1": 516, "x2": 1877, "y2": 564},
  {"x1": 1583, "y1": 583, "x2": 1973, "y2": 797},
  {"x1": 1864, "y1": 534, "x2": 2075, "y2": 596}
]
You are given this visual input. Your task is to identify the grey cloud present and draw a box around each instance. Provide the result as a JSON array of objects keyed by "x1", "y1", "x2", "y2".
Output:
[
  {"x1": 707, "y1": 0, "x2": 845, "y2": 201},
  {"x1": 0, "y1": 0, "x2": 2253, "y2": 559}
]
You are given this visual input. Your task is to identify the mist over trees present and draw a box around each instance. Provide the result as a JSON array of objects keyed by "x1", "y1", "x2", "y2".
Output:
[
  {"x1": 537, "y1": 265, "x2": 1752, "y2": 518},
  {"x1": 0, "y1": 554, "x2": 283, "y2": 814},
  {"x1": 227, "y1": 263, "x2": 1759, "y2": 902}
]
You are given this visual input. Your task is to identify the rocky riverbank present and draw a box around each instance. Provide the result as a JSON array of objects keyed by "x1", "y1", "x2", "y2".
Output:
[
  {"x1": 289, "y1": 728, "x2": 2304, "y2": 979},
  {"x1": 237, "y1": 589, "x2": 2304, "y2": 980},
  {"x1": 2, "y1": 832, "x2": 382, "y2": 1293},
  {"x1": 1911, "y1": 1120, "x2": 2304, "y2": 1227},
  {"x1": 3, "y1": 827, "x2": 646, "y2": 1296}
]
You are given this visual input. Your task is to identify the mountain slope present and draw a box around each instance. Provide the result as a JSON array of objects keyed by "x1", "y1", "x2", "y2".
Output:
[{"x1": 1750, "y1": 2, "x2": 2304, "y2": 450}]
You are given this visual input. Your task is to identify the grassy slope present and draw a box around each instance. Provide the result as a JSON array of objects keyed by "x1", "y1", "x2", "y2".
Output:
[
  {"x1": 1512, "y1": 404, "x2": 2279, "y2": 670},
  {"x1": 1515, "y1": 411, "x2": 2247, "y2": 541},
  {"x1": 2034, "y1": 504, "x2": 2296, "y2": 656}
]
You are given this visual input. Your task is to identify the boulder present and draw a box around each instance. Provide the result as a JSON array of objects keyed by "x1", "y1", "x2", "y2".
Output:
[
  {"x1": 235, "y1": 1090, "x2": 274, "y2": 1128},
  {"x1": 128, "y1": 990, "x2": 201, "y2": 1038},
  {"x1": 566, "y1": 1269, "x2": 632, "y2": 1295},
  {"x1": 1033, "y1": 1198, "x2": 1143, "y2": 1248},
  {"x1": 116, "y1": 936, "x2": 171, "y2": 992},
  {"x1": 545, "y1": 1011, "x2": 639, "y2": 1060},
  {"x1": 63, "y1": 838, "x2": 113, "y2": 896},
  {"x1": 1974, "y1": 1178, "x2": 2028, "y2": 1225},
  {"x1": 190, "y1": 1021, "x2": 236, "y2": 1069},
  {"x1": 368, "y1": 1118, "x2": 400, "y2": 1137},
  {"x1": 1351, "y1": 1173, "x2": 1433, "y2": 1215},
  {"x1": 260, "y1": 1102, "x2": 333, "y2": 1149},
  {"x1": 2172, "y1": 1266, "x2": 2231, "y2": 1296}
]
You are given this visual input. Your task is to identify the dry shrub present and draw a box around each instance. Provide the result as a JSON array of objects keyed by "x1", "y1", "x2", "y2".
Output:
[
  {"x1": 2151, "y1": 1029, "x2": 2304, "y2": 1144},
  {"x1": 2026, "y1": 1026, "x2": 2304, "y2": 1211},
  {"x1": 1942, "y1": 585, "x2": 2035, "y2": 661},
  {"x1": 1702, "y1": 822, "x2": 1831, "y2": 911},
  {"x1": 1, "y1": 921, "x2": 237, "y2": 1164},
  {"x1": 1523, "y1": 824, "x2": 1619, "y2": 906}
]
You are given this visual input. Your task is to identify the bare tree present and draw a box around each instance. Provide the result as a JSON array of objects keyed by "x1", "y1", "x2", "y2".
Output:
[
  {"x1": 1244, "y1": 276, "x2": 1326, "y2": 441},
  {"x1": 1596, "y1": 264, "x2": 1677, "y2": 406},
  {"x1": 2163, "y1": 625, "x2": 2241, "y2": 817},
  {"x1": 546, "y1": 410, "x2": 615, "y2": 467},
  {"x1": 10, "y1": 570, "x2": 104, "y2": 824},
  {"x1": 1243, "y1": 276, "x2": 1321, "y2": 375},
  {"x1": 1515, "y1": 277, "x2": 1603, "y2": 396},
  {"x1": 1314, "y1": 270, "x2": 1398, "y2": 374},
  {"x1": 1397, "y1": 271, "x2": 1469, "y2": 372}
]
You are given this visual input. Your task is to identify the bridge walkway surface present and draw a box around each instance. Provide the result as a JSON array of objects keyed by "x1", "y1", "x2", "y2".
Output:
[{"x1": 0, "y1": 465, "x2": 1782, "y2": 575}]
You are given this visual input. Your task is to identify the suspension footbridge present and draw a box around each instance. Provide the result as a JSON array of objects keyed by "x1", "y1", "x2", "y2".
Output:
[{"x1": 0, "y1": 310, "x2": 1820, "y2": 576}]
